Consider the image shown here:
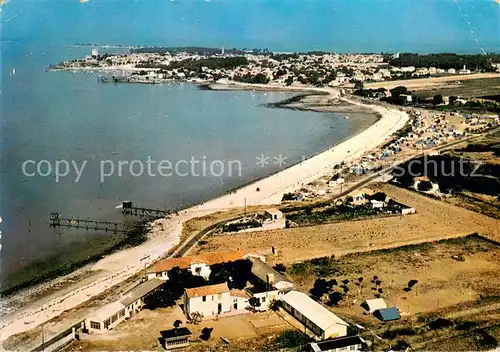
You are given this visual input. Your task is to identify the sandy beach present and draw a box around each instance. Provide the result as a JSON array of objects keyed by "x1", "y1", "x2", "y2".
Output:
[{"x1": 0, "y1": 84, "x2": 409, "y2": 346}]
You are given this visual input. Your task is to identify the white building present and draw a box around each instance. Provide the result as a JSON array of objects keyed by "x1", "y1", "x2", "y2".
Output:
[
  {"x1": 305, "y1": 336, "x2": 366, "y2": 352},
  {"x1": 459, "y1": 65, "x2": 472, "y2": 75},
  {"x1": 183, "y1": 283, "x2": 252, "y2": 318},
  {"x1": 85, "y1": 279, "x2": 163, "y2": 333},
  {"x1": 147, "y1": 250, "x2": 264, "y2": 281},
  {"x1": 265, "y1": 208, "x2": 283, "y2": 221},
  {"x1": 246, "y1": 257, "x2": 294, "y2": 310},
  {"x1": 370, "y1": 200, "x2": 385, "y2": 209},
  {"x1": 350, "y1": 188, "x2": 376, "y2": 205},
  {"x1": 361, "y1": 298, "x2": 387, "y2": 314},
  {"x1": 281, "y1": 291, "x2": 348, "y2": 340}
]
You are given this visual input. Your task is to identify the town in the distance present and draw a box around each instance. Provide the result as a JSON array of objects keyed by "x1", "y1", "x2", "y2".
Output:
[{"x1": 3, "y1": 45, "x2": 500, "y2": 352}]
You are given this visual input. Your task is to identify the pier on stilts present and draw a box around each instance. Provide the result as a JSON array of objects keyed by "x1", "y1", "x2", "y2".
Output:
[
  {"x1": 48, "y1": 201, "x2": 169, "y2": 234},
  {"x1": 120, "y1": 201, "x2": 170, "y2": 220},
  {"x1": 49, "y1": 212, "x2": 126, "y2": 234}
]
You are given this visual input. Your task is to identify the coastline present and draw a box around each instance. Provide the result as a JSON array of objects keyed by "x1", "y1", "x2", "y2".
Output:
[{"x1": 0, "y1": 83, "x2": 409, "y2": 344}]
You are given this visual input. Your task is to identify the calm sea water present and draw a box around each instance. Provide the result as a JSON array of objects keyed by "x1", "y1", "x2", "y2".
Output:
[{"x1": 0, "y1": 43, "x2": 374, "y2": 281}]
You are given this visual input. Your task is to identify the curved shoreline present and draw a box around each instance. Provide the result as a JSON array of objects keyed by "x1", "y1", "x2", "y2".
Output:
[{"x1": 0, "y1": 84, "x2": 409, "y2": 345}]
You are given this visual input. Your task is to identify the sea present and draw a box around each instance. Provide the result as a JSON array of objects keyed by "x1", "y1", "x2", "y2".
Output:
[{"x1": 0, "y1": 42, "x2": 376, "y2": 289}]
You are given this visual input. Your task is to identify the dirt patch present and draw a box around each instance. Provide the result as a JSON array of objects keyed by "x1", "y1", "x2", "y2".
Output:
[
  {"x1": 289, "y1": 235, "x2": 500, "y2": 316},
  {"x1": 65, "y1": 306, "x2": 290, "y2": 351},
  {"x1": 286, "y1": 235, "x2": 500, "y2": 351},
  {"x1": 195, "y1": 184, "x2": 499, "y2": 264}
]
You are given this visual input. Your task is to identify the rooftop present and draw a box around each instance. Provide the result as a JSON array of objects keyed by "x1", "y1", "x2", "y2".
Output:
[
  {"x1": 265, "y1": 208, "x2": 283, "y2": 216},
  {"x1": 309, "y1": 336, "x2": 365, "y2": 351},
  {"x1": 361, "y1": 298, "x2": 387, "y2": 313},
  {"x1": 89, "y1": 301, "x2": 125, "y2": 322},
  {"x1": 148, "y1": 249, "x2": 252, "y2": 274},
  {"x1": 120, "y1": 278, "x2": 164, "y2": 306},
  {"x1": 185, "y1": 283, "x2": 229, "y2": 298},
  {"x1": 160, "y1": 327, "x2": 192, "y2": 340},
  {"x1": 282, "y1": 291, "x2": 348, "y2": 331},
  {"x1": 230, "y1": 288, "x2": 250, "y2": 298},
  {"x1": 249, "y1": 257, "x2": 291, "y2": 287},
  {"x1": 374, "y1": 307, "x2": 401, "y2": 322}
]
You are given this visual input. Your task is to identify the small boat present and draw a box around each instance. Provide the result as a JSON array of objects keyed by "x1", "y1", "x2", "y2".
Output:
[{"x1": 344, "y1": 115, "x2": 350, "y2": 120}]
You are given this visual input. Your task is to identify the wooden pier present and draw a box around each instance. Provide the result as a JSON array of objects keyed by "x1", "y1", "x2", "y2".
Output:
[
  {"x1": 121, "y1": 201, "x2": 170, "y2": 220},
  {"x1": 49, "y1": 212, "x2": 126, "y2": 234}
]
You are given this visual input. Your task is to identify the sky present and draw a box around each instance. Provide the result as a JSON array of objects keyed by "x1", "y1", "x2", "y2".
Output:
[{"x1": 0, "y1": 0, "x2": 499, "y2": 53}]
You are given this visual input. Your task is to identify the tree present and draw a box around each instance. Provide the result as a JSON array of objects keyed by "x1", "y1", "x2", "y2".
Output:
[
  {"x1": 200, "y1": 327, "x2": 213, "y2": 341},
  {"x1": 274, "y1": 331, "x2": 313, "y2": 348},
  {"x1": 390, "y1": 86, "x2": 408, "y2": 97},
  {"x1": 269, "y1": 299, "x2": 281, "y2": 311},
  {"x1": 285, "y1": 76, "x2": 294, "y2": 86},
  {"x1": 273, "y1": 263, "x2": 287, "y2": 273},
  {"x1": 408, "y1": 279, "x2": 419, "y2": 287},
  {"x1": 328, "y1": 279, "x2": 338, "y2": 287},
  {"x1": 310, "y1": 278, "x2": 329, "y2": 299},
  {"x1": 208, "y1": 260, "x2": 252, "y2": 289},
  {"x1": 417, "y1": 180, "x2": 432, "y2": 192},
  {"x1": 449, "y1": 95, "x2": 458, "y2": 105},
  {"x1": 249, "y1": 297, "x2": 261, "y2": 311},
  {"x1": 173, "y1": 319, "x2": 182, "y2": 333},
  {"x1": 354, "y1": 82, "x2": 364, "y2": 90},
  {"x1": 432, "y1": 94, "x2": 444, "y2": 105},
  {"x1": 329, "y1": 291, "x2": 344, "y2": 306},
  {"x1": 188, "y1": 311, "x2": 203, "y2": 324}
]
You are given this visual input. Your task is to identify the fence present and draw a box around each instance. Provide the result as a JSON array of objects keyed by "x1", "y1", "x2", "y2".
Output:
[{"x1": 30, "y1": 321, "x2": 83, "y2": 352}]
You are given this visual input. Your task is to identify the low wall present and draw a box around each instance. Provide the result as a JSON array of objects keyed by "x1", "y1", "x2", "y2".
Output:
[{"x1": 30, "y1": 321, "x2": 82, "y2": 352}]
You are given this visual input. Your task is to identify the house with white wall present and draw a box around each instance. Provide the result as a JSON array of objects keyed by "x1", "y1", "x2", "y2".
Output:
[
  {"x1": 183, "y1": 283, "x2": 253, "y2": 318},
  {"x1": 85, "y1": 279, "x2": 164, "y2": 333},
  {"x1": 184, "y1": 283, "x2": 232, "y2": 318},
  {"x1": 281, "y1": 291, "x2": 348, "y2": 340},
  {"x1": 246, "y1": 257, "x2": 294, "y2": 310},
  {"x1": 147, "y1": 250, "x2": 265, "y2": 281},
  {"x1": 350, "y1": 188, "x2": 376, "y2": 205},
  {"x1": 182, "y1": 255, "x2": 294, "y2": 318}
]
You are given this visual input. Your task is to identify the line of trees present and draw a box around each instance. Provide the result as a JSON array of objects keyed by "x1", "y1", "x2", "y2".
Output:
[{"x1": 388, "y1": 53, "x2": 500, "y2": 71}]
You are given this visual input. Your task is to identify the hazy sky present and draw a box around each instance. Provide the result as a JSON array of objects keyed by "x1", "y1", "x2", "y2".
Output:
[{"x1": 1, "y1": 0, "x2": 499, "y2": 53}]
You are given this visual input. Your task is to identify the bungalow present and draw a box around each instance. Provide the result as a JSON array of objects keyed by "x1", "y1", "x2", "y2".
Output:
[
  {"x1": 361, "y1": 298, "x2": 387, "y2": 314},
  {"x1": 374, "y1": 307, "x2": 401, "y2": 322},
  {"x1": 85, "y1": 279, "x2": 164, "y2": 333},
  {"x1": 147, "y1": 250, "x2": 265, "y2": 281},
  {"x1": 303, "y1": 336, "x2": 366, "y2": 352},
  {"x1": 159, "y1": 327, "x2": 192, "y2": 350},
  {"x1": 264, "y1": 208, "x2": 283, "y2": 221},
  {"x1": 281, "y1": 291, "x2": 348, "y2": 340}
]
